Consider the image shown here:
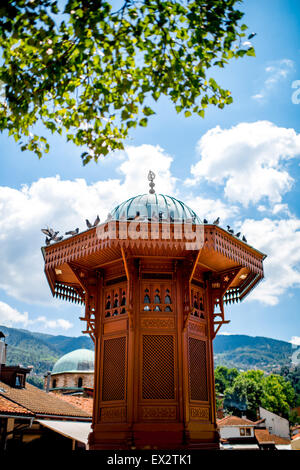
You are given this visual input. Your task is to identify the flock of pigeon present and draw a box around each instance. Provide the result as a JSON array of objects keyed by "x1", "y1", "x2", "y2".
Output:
[
  {"x1": 203, "y1": 216, "x2": 247, "y2": 243},
  {"x1": 41, "y1": 215, "x2": 100, "y2": 246},
  {"x1": 41, "y1": 214, "x2": 247, "y2": 246}
]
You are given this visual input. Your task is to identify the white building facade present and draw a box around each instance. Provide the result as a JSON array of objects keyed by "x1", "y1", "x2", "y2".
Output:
[{"x1": 259, "y1": 407, "x2": 290, "y2": 439}]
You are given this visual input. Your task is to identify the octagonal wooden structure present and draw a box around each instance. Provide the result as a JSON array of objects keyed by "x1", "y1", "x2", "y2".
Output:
[{"x1": 42, "y1": 200, "x2": 265, "y2": 450}]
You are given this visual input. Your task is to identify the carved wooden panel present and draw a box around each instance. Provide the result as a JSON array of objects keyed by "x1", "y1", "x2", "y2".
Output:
[
  {"x1": 100, "y1": 406, "x2": 127, "y2": 422},
  {"x1": 104, "y1": 283, "x2": 127, "y2": 319},
  {"x1": 141, "y1": 406, "x2": 177, "y2": 420},
  {"x1": 103, "y1": 319, "x2": 127, "y2": 335},
  {"x1": 188, "y1": 321, "x2": 206, "y2": 337},
  {"x1": 188, "y1": 337, "x2": 208, "y2": 402},
  {"x1": 141, "y1": 317, "x2": 175, "y2": 330},
  {"x1": 142, "y1": 334, "x2": 175, "y2": 400},
  {"x1": 190, "y1": 406, "x2": 210, "y2": 420},
  {"x1": 102, "y1": 336, "x2": 126, "y2": 401},
  {"x1": 190, "y1": 286, "x2": 206, "y2": 320},
  {"x1": 141, "y1": 282, "x2": 174, "y2": 314}
]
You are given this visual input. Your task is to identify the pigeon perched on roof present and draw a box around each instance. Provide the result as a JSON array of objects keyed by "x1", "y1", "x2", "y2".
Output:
[
  {"x1": 235, "y1": 232, "x2": 241, "y2": 238},
  {"x1": 213, "y1": 217, "x2": 220, "y2": 225},
  {"x1": 242, "y1": 235, "x2": 247, "y2": 243},
  {"x1": 41, "y1": 227, "x2": 58, "y2": 239},
  {"x1": 65, "y1": 228, "x2": 79, "y2": 236},
  {"x1": 52, "y1": 234, "x2": 63, "y2": 242},
  {"x1": 227, "y1": 225, "x2": 234, "y2": 234},
  {"x1": 93, "y1": 215, "x2": 100, "y2": 227},
  {"x1": 203, "y1": 218, "x2": 208, "y2": 224},
  {"x1": 45, "y1": 237, "x2": 51, "y2": 246}
]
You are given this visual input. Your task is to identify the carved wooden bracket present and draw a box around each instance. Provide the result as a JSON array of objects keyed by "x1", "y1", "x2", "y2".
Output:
[
  {"x1": 121, "y1": 247, "x2": 134, "y2": 329},
  {"x1": 68, "y1": 262, "x2": 98, "y2": 342},
  {"x1": 210, "y1": 267, "x2": 243, "y2": 339},
  {"x1": 183, "y1": 249, "x2": 202, "y2": 331}
]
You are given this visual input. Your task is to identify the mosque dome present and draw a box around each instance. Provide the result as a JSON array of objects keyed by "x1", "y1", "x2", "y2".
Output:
[
  {"x1": 52, "y1": 349, "x2": 94, "y2": 375},
  {"x1": 110, "y1": 193, "x2": 202, "y2": 224}
]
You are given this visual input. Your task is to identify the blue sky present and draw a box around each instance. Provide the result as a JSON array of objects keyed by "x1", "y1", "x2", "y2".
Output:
[{"x1": 0, "y1": 0, "x2": 300, "y2": 346}]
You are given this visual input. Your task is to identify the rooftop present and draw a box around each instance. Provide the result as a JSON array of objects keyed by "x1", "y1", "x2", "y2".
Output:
[
  {"x1": 217, "y1": 415, "x2": 256, "y2": 427},
  {"x1": 0, "y1": 380, "x2": 91, "y2": 419},
  {"x1": 110, "y1": 193, "x2": 202, "y2": 224},
  {"x1": 52, "y1": 349, "x2": 94, "y2": 375}
]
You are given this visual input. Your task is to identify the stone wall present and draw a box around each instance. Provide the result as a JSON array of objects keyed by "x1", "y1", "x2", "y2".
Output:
[{"x1": 44, "y1": 372, "x2": 94, "y2": 392}]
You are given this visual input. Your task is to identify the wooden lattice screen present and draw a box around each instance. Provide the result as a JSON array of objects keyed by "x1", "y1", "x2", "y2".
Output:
[
  {"x1": 188, "y1": 337, "x2": 208, "y2": 401},
  {"x1": 102, "y1": 336, "x2": 126, "y2": 401},
  {"x1": 142, "y1": 335, "x2": 175, "y2": 400}
]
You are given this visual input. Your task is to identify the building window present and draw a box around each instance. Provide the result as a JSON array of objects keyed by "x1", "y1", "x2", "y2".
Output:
[
  {"x1": 240, "y1": 427, "x2": 251, "y2": 437},
  {"x1": 52, "y1": 379, "x2": 57, "y2": 388},
  {"x1": 15, "y1": 374, "x2": 24, "y2": 388},
  {"x1": 77, "y1": 377, "x2": 83, "y2": 388}
]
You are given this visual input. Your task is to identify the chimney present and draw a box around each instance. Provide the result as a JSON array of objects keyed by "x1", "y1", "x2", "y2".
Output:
[
  {"x1": 0, "y1": 332, "x2": 6, "y2": 381},
  {"x1": 45, "y1": 371, "x2": 51, "y2": 393}
]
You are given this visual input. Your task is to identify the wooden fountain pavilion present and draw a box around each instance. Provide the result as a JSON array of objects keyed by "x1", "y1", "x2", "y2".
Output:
[{"x1": 42, "y1": 177, "x2": 265, "y2": 450}]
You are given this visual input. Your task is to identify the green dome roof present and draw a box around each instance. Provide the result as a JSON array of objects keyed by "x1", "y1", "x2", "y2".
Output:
[
  {"x1": 52, "y1": 349, "x2": 94, "y2": 374},
  {"x1": 110, "y1": 193, "x2": 201, "y2": 224}
]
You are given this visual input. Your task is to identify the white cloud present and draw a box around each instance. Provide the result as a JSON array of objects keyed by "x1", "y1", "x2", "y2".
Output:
[
  {"x1": 290, "y1": 336, "x2": 300, "y2": 346},
  {"x1": 35, "y1": 316, "x2": 73, "y2": 330},
  {"x1": 188, "y1": 121, "x2": 300, "y2": 207},
  {"x1": 0, "y1": 144, "x2": 175, "y2": 304},
  {"x1": 240, "y1": 217, "x2": 300, "y2": 305},
  {"x1": 184, "y1": 195, "x2": 239, "y2": 223},
  {"x1": 0, "y1": 301, "x2": 73, "y2": 330},
  {"x1": 252, "y1": 59, "x2": 294, "y2": 101},
  {"x1": 0, "y1": 301, "x2": 30, "y2": 327},
  {"x1": 1, "y1": 135, "x2": 300, "y2": 314}
]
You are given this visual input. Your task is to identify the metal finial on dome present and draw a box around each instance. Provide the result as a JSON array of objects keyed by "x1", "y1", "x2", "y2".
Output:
[{"x1": 148, "y1": 170, "x2": 156, "y2": 194}]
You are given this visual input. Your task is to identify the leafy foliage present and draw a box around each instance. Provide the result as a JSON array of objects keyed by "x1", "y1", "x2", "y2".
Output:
[
  {"x1": 0, "y1": 0, "x2": 255, "y2": 163},
  {"x1": 215, "y1": 365, "x2": 239, "y2": 394},
  {"x1": 222, "y1": 368, "x2": 296, "y2": 420},
  {"x1": 261, "y1": 374, "x2": 296, "y2": 418},
  {"x1": 223, "y1": 370, "x2": 264, "y2": 420},
  {"x1": 280, "y1": 366, "x2": 300, "y2": 406}
]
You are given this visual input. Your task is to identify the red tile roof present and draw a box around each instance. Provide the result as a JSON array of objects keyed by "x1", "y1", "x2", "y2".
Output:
[
  {"x1": 0, "y1": 380, "x2": 91, "y2": 419},
  {"x1": 0, "y1": 395, "x2": 34, "y2": 417},
  {"x1": 218, "y1": 415, "x2": 255, "y2": 427},
  {"x1": 271, "y1": 434, "x2": 290, "y2": 445},
  {"x1": 50, "y1": 394, "x2": 93, "y2": 416},
  {"x1": 255, "y1": 429, "x2": 275, "y2": 444},
  {"x1": 254, "y1": 429, "x2": 290, "y2": 445}
]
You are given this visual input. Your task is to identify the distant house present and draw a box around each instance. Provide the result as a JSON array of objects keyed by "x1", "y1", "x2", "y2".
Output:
[
  {"x1": 217, "y1": 414, "x2": 291, "y2": 450},
  {"x1": 259, "y1": 406, "x2": 290, "y2": 439},
  {"x1": 218, "y1": 415, "x2": 256, "y2": 442},
  {"x1": 291, "y1": 433, "x2": 300, "y2": 450},
  {"x1": 0, "y1": 331, "x2": 92, "y2": 451}
]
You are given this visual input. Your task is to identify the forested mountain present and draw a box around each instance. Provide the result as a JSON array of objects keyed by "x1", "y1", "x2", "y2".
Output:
[
  {"x1": 0, "y1": 325, "x2": 93, "y2": 377},
  {"x1": 213, "y1": 334, "x2": 294, "y2": 372}
]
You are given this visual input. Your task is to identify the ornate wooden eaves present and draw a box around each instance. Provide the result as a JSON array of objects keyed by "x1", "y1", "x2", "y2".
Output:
[
  {"x1": 42, "y1": 222, "x2": 266, "y2": 316},
  {"x1": 43, "y1": 222, "x2": 265, "y2": 272}
]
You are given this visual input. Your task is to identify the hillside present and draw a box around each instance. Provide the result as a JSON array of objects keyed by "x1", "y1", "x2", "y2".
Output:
[
  {"x1": 214, "y1": 334, "x2": 293, "y2": 372},
  {"x1": 0, "y1": 325, "x2": 93, "y2": 377},
  {"x1": 0, "y1": 325, "x2": 295, "y2": 381}
]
